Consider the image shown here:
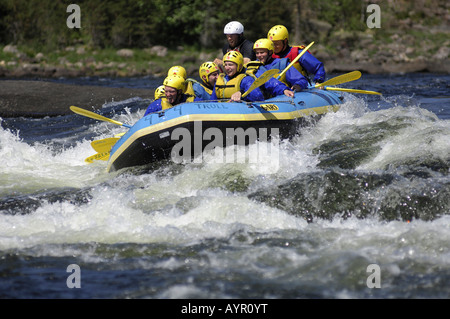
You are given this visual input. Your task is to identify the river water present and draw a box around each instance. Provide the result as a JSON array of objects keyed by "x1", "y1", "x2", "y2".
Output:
[{"x1": 0, "y1": 73, "x2": 449, "y2": 303}]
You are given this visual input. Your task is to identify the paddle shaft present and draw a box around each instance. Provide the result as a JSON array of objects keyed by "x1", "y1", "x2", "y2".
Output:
[
  {"x1": 70, "y1": 106, "x2": 132, "y2": 128},
  {"x1": 324, "y1": 87, "x2": 381, "y2": 95},
  {"x1": 276, "y1": 41, "x2": 314, "y2": 80}
]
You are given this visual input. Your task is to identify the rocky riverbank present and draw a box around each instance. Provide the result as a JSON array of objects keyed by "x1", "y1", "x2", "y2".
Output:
[{"x1": 2, "y1": 55, "x2": 449, "y2": 78}]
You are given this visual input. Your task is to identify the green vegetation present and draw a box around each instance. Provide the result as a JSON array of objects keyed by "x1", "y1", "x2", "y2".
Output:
[
  {"x1": 0, "y1": 0, "x2": 448, "y2": 76},
  {"x1": 2, "y1": 0, "x2": 446, "y2": 49}
]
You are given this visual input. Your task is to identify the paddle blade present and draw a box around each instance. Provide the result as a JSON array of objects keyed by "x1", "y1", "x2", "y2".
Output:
[
  {"x1": 315, "y1": 71, "x2": 362, "y2": 88},
  {"x1": 85, "y1": 152, "x2": 110, "y2": 163},
  {"x1": 242, "y1": 69, "x2": 279, "y2": 98},
  {"x1": 325, "y1": 87, "x2": 382, "y2": 95},
  {"x1": 91, "y1": 137, "x2": 119, "y2": 153}
]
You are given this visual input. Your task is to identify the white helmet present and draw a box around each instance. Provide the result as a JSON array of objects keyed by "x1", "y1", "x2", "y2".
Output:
[{"x1": 224, "y1": 21, "x2": 244, "y2": 35}]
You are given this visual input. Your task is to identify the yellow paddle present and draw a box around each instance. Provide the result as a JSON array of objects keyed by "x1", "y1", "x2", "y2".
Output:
[
  {"x1": 91, "y1": 137, "x2": 119, "y2": 153},
  {"x1": 324, "y1": 87, "x2": 382, "y2": 95},
  {"x1": 315, "y1": 71, "x2": 362, "y2": 88},
  {"x1": 87, "y1": 134, "x2": 126, "y2": 163},
  {"x1": 275, "y1": 41, "x2": 314, "y2": 80},
  {"x1": 85, "y1": 151, "x2": 110, "y2": 163},
  {"x1": 70, "y1": 106, "x2": 132, "y2": 128},
  {"x1": 241, "y1": 69, "x2": 279, "y2": 98}
]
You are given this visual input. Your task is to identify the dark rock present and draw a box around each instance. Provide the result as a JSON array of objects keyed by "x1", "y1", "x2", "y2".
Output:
[{"x1": 0, "y1": 80, "x2": 153, "y2": 118}]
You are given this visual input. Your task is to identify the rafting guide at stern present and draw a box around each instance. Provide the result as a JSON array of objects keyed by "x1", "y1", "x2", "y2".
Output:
[{"x1": 214, "y1": 21, "x2": 256, "y2": 71}]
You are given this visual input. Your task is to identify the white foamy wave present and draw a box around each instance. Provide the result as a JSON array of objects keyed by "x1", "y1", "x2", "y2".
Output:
[
  {"x1": 357, "y1": 106, "x2": 449, "y2": 170},
  {"x1": 0, "y1": 183, "x2": 307, "y2": 250},
  {"x1": 292, "y1": 94, "x2": 370, "y2": 148},
  {"x1": 0, "y1": 125, "x2": 110, "y2": 195},
  {"x1": 285, "y1": 94, "x2": 449, "y2": 171},
  {"x1": 313, "y1": 214, "x2": 450, "y2": 267}
]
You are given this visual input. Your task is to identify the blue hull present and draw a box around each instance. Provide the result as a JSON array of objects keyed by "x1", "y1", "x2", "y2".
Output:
[{"x1": 107, "y1": 89, "x2": 343, "y2": 172}]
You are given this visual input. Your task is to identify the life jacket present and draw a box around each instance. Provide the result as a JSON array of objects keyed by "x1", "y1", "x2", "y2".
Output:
[
  {"x1": 244, "y1": 61, "x2": 271, "y2": 99},
  {"x1": 200, "y1": 83, "x2": 213, "y2": 96},
  {"x1": 185, "y1": 79, "x2": 196, "y2": 96},
  {"x1": 188, "y1": 78, "x2": 213, "y2": 96},
  {"x1": 214, "y1": 73, "x2": 246, "y2": 99},
  {"x1": 245, "y1": 61, "x2": 263, "y2": 74},
  {"x1": 161, "y1": 97, "x2": 171, "y2": 110},
  {"x1": 273, "y1": 45, "x2": 308, "y2": 77}
]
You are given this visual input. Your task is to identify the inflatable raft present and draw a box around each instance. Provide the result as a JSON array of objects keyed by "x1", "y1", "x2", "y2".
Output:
[{"x1": 106, "y1": 88, "x2": 343, "y2": 172}]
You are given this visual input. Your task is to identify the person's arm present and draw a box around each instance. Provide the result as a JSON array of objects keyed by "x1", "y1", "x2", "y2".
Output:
[
  {"x1": 286, "y1": 67, "x2": 308, "y2": 91},
  {"x1": 283, "y1": 89, "x2": 294, "y2": 97},
  {"x1": 239, "y1": 76, "x2": 265, "y2": 102},
  {"x1": 298, "y1": 51, "x2": 326, "y2": 84},
  {"x1": 214, "y1": 58, "x2": 224, "y2": 72},
  {"x1": 230, "y1": 91, "x2": 242, "y2": 102},
  {"x1": 144, "y1": 99, "x2": 162, "y2": 116},
  {"x1": 240, "y1": 40, "x2": 256, "y2": 63},
  {"x1": 265, "y1": 77, "x2": 291, "y2": 97},
  {"x1": 214, "y1": 44, "x2": 229, "y2": 72}
]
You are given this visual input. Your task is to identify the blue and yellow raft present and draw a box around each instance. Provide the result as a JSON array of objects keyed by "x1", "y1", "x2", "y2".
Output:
[{"x1": 107, "y1": 89, "x2": 343, "y2": 172}]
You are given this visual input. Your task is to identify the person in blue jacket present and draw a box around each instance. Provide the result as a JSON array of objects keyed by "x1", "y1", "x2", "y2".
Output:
[
  {"x1": 144, "y1": 75, "x2": 200, "y2": 116},
  {"x1": 191, "y1": 61, "x2": 220, "y2": 100},
  {"x1": 268, "y1": 25, "x2": 326, "y2": 85},
  {"x1": 253, "y1": 38, "x2": 308, "y2": 92},
  {"x1": 210, "y1": 51, "x2": 293, "y2": 102}
]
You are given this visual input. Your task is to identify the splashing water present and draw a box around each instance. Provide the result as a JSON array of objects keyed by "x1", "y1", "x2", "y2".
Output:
[{"x1": 0, "y1": 74, "x2": 449, "y2": 299}]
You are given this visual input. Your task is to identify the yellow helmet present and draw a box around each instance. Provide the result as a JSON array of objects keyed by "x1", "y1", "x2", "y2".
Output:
[
  {"x1": 167, "y1": 65, "x2": 187, "y2": 79},
  {"x1": 253, "y1": 38, "x2": 274, "y2": 52},
  {"x1": 163, "y1": 75, "x2": 186, "y2": 91},
  {"x1": 154, "y1": 85, "x2": 165, "y2": 99},
  {"x1": 223, "y1": 51, "x2": 244, "y2": 72},
  {"x1": 267, "y1": 25, "x2": 289, "y2": 41},
  {"x1": 199, "y1": 62, "x2": 219, "y2": 83}
]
